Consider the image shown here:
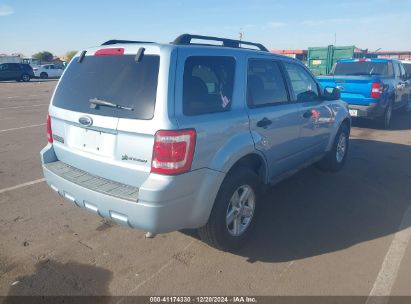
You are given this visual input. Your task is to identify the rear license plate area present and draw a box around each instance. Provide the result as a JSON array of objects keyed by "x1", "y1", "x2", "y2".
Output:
[
  {"x1": 349, "y1": 109, "x2": 358, "y2": 117},
  {"x1": 68, "y1": 126, "x2": 115, "y2": 157}
]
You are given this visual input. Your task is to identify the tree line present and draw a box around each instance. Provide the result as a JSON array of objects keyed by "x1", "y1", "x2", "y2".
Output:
[{"x1": 32, "y1": 50, "x2": 77, "y2": 63}]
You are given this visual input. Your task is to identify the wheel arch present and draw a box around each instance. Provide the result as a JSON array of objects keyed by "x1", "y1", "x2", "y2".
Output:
[
  {"x1": 326, "y1": 107, "x2": 351, "y2": 151},
  {"x1": 227, "y1": 153, "x2": 268, "y2": 184},
  {"x1": 207, "y1": 131, "x2": 269, "y2": 184}
]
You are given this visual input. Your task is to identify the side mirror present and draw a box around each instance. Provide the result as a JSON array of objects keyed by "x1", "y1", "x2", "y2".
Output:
[{"x1": 323, "y1": 87, "x2": 341, "y2": 101}]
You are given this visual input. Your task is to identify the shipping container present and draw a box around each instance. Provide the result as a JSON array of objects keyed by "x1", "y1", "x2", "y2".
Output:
[{"x1": 308, "y1": 45, "x2": 374, "y2": 75}]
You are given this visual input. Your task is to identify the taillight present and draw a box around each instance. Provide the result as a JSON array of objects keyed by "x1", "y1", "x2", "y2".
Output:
[
  {"x1": 356, "y1": 58, "x2": 370, "y2": 62},
  {"x1": 95, "y1": 48, "x2": 124, "y2": 56},
  {"x1": 371, "y1": 83, "x2": 383, "y2": 99},
  {"x1": 46, "y1": 113, "x2": 53, "y2": 143},
  {"x1": 151, "y1": 129, "x2": 196, "y2": 175}
]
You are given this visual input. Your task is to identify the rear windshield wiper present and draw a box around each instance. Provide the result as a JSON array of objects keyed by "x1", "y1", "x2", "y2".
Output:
[{"x1": 89, "y1": 98, "x2": 134, "y2": 111}]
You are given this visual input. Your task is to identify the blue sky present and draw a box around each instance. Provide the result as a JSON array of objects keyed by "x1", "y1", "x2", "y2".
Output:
[{"x1": 1, "y1": 0, "x2": 410, "y2": 57}]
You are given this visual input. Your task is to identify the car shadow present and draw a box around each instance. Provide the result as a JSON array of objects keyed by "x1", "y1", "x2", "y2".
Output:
[
  {"x1": 0, "y1": 79, "x2": 58, "y2": 84},
  {"x1": 3, "y1": 260, "x2": 113, "y2": 303},
  {"x1": 32, "y1": 79, "x2": 60, "y2": 82},
  {"x1": 352, "y1": 109, "x2": 411, "y2": 131},
  {"x1": 182, "y1": 138, "x2": 411, "y2": 263}
]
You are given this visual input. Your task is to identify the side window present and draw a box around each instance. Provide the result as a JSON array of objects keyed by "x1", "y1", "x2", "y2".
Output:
[
  {"x1": 387, "y1": 62, "x2": 394, "y2": 76},
  {"x1": 183, "y1": 56, "x2": 235, "y2": 116},
  {"x1": 247, "y1": 59, "x2": 289, "y2": 107},
  {"x1": 284, "y1": 62, "x2": 320, "y2": 102},
  {"x1": 403, "y1": 63, "x2": 411, "y2": 76},
  {"x1": 399, "y1": 64, "x2": 406, "y2": 79},
  {"x1": 393, "y1": 63, "x2": 401, "y2": 78}
]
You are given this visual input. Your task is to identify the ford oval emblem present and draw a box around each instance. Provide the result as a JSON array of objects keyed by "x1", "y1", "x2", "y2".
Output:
[{"x1": 79, "y1": 116, "x2": 93, "y2": 126}]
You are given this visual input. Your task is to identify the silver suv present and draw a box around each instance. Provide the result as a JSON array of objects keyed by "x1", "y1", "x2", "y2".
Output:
[{"x1": 41, "y1": 34, "x2": 350, "y2": 251}]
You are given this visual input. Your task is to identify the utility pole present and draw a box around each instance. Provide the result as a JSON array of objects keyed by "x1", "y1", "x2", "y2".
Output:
[
  {"x1": 334, "y1": 32, "x2": 337, "y2": 46},
  {"x1": 239, "y1": 30, "x2": 244, "y2": 42}
]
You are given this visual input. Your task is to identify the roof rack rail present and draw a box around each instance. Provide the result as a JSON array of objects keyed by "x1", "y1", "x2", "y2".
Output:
[
  {"x1": 172, "y1": 34, "x2": 269, "y2": 52},
  {"x1": 101, "y1": 40, "x2": 155, "y2": 46}
]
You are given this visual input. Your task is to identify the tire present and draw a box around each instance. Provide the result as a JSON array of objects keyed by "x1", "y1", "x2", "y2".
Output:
[
  {"x1": 40, "y1": 72, "x2": 48, "y2": 79},
  {"x1": 379, "y1": 101, "x2": 393, "y2": 129},
  {"x1": 198, "y1": 166, "x2": 261, "y2": 251},
  {"x1": 317, "y1": 123, "x2": 350, "y2": 172},
  {"x1": 21, "y1": 74, "x2": 30, "y2": 82}
]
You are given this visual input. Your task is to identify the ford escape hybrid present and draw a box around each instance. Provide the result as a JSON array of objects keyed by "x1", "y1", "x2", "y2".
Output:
[{"x1": 41, "y1": 34, "x2": 350, "y2": 251}]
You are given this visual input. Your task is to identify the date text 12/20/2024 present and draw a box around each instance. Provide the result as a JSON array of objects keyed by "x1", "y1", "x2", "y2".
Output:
[{"x1": 149, "y1": 297, "x2": 257, "y2": 303}]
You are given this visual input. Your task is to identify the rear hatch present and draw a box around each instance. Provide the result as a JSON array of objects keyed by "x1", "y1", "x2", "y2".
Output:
[
  {"x1": 318, "y1": 60, "x2": 389, "y2": 105},
  {"x1": 49, "y1": 46, "x2": 162, "y2": 187}
]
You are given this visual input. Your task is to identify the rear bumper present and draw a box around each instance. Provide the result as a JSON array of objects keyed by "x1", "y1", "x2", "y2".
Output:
[
  {"x1": 41, "y1": 144, "x2": 225, "y2": 234},
  {"x1": 348, "y1": 102, "x2": 385, "y2": 119}
]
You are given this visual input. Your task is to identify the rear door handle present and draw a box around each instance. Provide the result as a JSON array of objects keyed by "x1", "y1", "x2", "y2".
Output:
[
  {"x1": 303, "y1": 110, "x2": 313, "y2": 118},
  {"x1": 257, "y1": 117, "x2": 272, "y2": 128}
]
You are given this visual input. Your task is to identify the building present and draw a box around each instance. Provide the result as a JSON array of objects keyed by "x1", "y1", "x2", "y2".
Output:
[
  {"x1": 371, "y1": 51, "x2": 411, "y2": 60},
  {"x1": 271, "y1": 49, "x2": 411, "y2": 62},
  {"x1": 0, "y1": 54, "x2": 22, "y2": 64},
  {"x1": 271, "y1": 49, "x2": 308, "y2": 62}
]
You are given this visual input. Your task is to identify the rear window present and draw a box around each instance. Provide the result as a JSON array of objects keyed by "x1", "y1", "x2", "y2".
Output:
[
  {"x1": 183, "y1": 56, "x2": 235, "y2": 116},
  {"x1": 53, "y1": 54, "x2": 160, "y2": 120},
  {"x1": 333, "y1": 61, "x2": 390, "y2": 76}
]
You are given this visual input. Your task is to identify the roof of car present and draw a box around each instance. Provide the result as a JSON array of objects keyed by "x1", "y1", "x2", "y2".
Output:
[
  {"x1": 338, "y1": 58, "x2": 402, "y2": 63},
  {"x1": 84, "y1": 40, "x2": 299, "y2": 65},
  {"x1": 102, "y1": 34, "x2": 270, "y2": 52}
]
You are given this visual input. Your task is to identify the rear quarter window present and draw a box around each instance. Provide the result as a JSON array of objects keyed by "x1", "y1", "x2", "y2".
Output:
[{"x1": 183, "y1": 56, "x2": 235, "y2": 116}]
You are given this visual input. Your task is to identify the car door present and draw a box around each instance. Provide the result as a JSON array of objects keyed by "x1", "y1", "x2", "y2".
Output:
[
  {"x1": 50, "y1": 65, "x2": 61, "y2": 77},
  {"x1": 282, "y1": 61, "x2": 334, "y2": 160},
  {"x1": 0, "y1": 64, "x2": 14, "y2": 80},
  {"x1": 393, "y1": 62, "x2": 406, "y2": 108},
  {"x1": 0, "y1": 64, "x2": 7, "y2": 80},
  {"x1": 46, "y1": 65, "x2": 54, "y2": 77},
  {"x1": 55, "y1": 65, "x2": 64, "y2": 77},
  {"x1": 45, "y1": 65, "x2": 54, "y2": 77},
  {"x1": 9, "y1": 64, "x2": 22, "y2": 80},
  {"x1": 399, "y1": 63, "x2": 410, "y2": 107},
  {"x1": 246, "y1": 57, "x2": 306, "y2": 179}
]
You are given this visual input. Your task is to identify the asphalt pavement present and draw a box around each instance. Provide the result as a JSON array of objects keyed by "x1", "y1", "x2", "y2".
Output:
[{"x1": 0, "y1": 80, "x2": 410, "y2": 300}]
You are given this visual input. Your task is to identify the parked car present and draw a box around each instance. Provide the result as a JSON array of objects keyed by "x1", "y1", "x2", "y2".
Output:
[
  {"x1": 401, "y1": 60, "x2": 411, "y2": 111},
  {"x1": 318, "y1": 58, "x2": 411, "y2": 129},
  {"x1": 34, "y1": 64, "x2": 64, "y2": 79},
  {"x1": 41, "y1": 34, "x2": 350, "y2": 251},
  {"x1": 0, "y1": 63, "x2": 34, "y2": 82}
]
